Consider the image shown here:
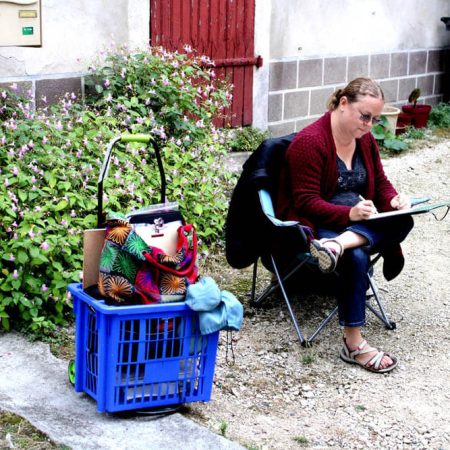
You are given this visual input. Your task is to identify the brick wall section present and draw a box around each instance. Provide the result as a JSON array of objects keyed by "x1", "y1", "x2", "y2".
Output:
[
  {"x1": 0, "y1": 75, "x2": 84, "y2": 109},
  {"x1": 268, "y1": 48, "x2": 450, "y2": 137}
]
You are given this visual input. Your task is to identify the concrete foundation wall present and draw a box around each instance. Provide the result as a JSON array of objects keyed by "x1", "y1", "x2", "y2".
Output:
[{"x1": 266, "y1": 48, "x2": 449, "y2": 137}]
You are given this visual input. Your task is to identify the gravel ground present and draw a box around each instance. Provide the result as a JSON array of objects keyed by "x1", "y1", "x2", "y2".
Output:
[{"x1": 187, "y1": 133, "x2": 450, "y2": 450}]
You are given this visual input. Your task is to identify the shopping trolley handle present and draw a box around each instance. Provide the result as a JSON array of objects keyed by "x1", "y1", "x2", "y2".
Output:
[
  {"x1": 97, "y1": 134, "x2": 166, "y2": 228},
  {"x1": 120, "y1": 133, "x2": 152, "y2": 144}
]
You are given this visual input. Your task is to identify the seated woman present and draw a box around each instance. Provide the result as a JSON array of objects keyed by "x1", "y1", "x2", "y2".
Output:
[{"x1": 276, "y1": 77, "x2": 414, "y2": 373}]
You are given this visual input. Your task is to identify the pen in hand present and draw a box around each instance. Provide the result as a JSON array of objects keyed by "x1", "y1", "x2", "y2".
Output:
[{"x1": 358, "y1": 195, "x2": 378, "y2": 214}]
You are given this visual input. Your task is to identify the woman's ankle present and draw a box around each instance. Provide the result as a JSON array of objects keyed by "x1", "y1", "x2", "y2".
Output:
[{"x1": 343, "y1": 327, "x2": 363, "y2": 348}]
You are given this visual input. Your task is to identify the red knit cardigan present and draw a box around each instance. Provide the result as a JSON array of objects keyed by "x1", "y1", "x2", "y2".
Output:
[{"x1": 276, "y1": 112, "x2": 398, "y2": 234}]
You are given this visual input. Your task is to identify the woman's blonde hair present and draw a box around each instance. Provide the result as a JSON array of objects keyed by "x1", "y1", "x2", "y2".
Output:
[{"x1": 327, "y1": 77, "x2": 384, "y2": 111}]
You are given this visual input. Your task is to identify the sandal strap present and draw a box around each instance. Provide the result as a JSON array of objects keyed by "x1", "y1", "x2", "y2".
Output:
[
  {"x1": 321, "y1": 238, "x2": 344, "y2": 257},
  {"x1": 345, "y1": 339, "x2": 377, "y2": 359},
  {"x1": 366, "y1": 351, "x2": 386, "y2": 370}
]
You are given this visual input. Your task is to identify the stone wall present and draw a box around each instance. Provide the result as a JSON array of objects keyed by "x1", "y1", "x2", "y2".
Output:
[
  {"x1": 267, "y1": 48, "x2": 449, "y2": 137},
  {"x1": 0, "y1": 75, "x2": 84, "y2": 109}
]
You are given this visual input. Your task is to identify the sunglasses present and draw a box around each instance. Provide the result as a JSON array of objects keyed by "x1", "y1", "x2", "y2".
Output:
[{"x1": 358, "y1": 110, "x2": 382, "y2": 125}]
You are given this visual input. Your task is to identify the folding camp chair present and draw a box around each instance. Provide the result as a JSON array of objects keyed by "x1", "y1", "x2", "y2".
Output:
[
  {"x1": 225, "y1": 134, "x2": 396, "y2": 347},
  {"x1": 250, "y1": 187, "x2": 396, "y2": 346}
]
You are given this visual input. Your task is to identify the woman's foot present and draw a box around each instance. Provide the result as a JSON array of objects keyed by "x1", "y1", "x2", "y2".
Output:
[
  {"x1": 340, "y1": 337, "x2": 397, "y2": 373},
  {"x1": 309, "y1": 238, "x2": 344, "y2": 273}
]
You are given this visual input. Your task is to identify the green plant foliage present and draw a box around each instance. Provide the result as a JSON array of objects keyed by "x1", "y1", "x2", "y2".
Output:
[
  {"x1": 408, "y1": 88, "x2": 421, "y2": 107},
  {"x1": 372, "y1": 115, "x2": 408, "y2": 153},
  {"x1": 86, "y1": 45, "x2": 236, "y2": 250},
  {"x1": 227, "y1": 126, "x2": 271, "y2": 152},
  {"x1": 293, "y1": 435, "x2": 310, "y2": 446},
  {"x1": 0, "y1": 89, "x2": 116, "y2": 334},
  {"x1": 0, "y1": 46, "x2": 236, "y2": 334},
  {"x1": 428, "y1": 102, "x2": 450, "y2": 129},
  {"x1": 401, "y1": 126, "x2": 427, "y2": 140}
]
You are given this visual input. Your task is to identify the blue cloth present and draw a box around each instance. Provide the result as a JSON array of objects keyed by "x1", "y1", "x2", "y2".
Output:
[{"x1": 186, "y1": 277, "x2": 243, "y2": 335}]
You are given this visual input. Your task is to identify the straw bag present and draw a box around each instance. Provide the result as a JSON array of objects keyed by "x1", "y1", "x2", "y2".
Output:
[{"x1": 98, "y1": 213, "x2": 198, "y2": 306}]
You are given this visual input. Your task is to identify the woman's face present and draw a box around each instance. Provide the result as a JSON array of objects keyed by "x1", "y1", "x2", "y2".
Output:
[{"x1": 339, "y1": 95, "x2": 384, "y2": 139}]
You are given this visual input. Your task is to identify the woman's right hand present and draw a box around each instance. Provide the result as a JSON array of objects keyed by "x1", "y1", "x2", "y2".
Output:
[{"x1": 349, "y1": 200, "x2": 377, "y2": 221}]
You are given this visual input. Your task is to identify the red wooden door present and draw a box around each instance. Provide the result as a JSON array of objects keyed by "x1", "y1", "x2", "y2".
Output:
[{"x1": 150, "y1": 0, "x2": 261, "y2": 127}]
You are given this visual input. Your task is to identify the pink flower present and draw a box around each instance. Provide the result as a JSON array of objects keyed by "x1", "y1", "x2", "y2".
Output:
[
  {"x1": 9, "y1": 254, "x2": 15, "y2": 261},
  {"x1": 12, "y1": 270, "x2": 19, "y2": 279},
  {"x1": 41, "y1": 284, "x2": 48, "y2": 292},
  {"x1": 40, "y1": 242, "x2": 49, "y2": 250}
]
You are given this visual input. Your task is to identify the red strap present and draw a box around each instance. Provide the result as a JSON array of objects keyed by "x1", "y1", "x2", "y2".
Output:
[{"x1": 142, "y1": 225, "x2": 197, "y2": 276}]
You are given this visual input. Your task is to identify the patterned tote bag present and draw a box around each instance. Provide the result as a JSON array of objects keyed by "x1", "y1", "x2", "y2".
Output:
[{"x1": 98, "y1": 214, "x2": 198, "y2": 305}]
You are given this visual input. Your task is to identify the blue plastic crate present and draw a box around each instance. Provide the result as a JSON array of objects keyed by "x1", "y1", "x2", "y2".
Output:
[{"x1": 68, "y1": 283, "x2": 219, "y2": 413}]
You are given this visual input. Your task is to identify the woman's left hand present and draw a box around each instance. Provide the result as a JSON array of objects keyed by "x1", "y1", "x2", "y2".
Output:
[{"x1": 390, "y1": 193, "x2": 411, "y2": 210}]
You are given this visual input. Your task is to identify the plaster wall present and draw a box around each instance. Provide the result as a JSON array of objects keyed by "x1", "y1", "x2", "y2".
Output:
[
  {"x1": 270, "y1": 0, "x2": 450, "y2": 59},
  {"x1": 0, "y1": 0, "x2": 149, "y2": 78},
  {"x1": 252, "y1": 0, "x2": 450, "y2": 134}
]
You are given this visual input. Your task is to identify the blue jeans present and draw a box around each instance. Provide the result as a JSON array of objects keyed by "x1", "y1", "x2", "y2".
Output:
[{"x1": 317, "y1": 215, "x2": 414, "y2": 327}]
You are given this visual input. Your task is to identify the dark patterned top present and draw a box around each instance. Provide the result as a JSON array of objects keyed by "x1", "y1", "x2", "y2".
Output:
[{"x1": 329, "y1": 148, "x2": 367, "y2": 207}]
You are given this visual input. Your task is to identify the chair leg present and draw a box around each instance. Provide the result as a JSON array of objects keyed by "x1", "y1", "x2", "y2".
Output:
[
  {"x1": 307, "y1": 305, "x2": 339, "y2": 344},
  {"x1": 251, "y1": 255, "x2": 312, "y2": 306},
  {"x1": 250, "y1": 261, "x2": 258, "y2": 304},
  {"x1": 250, "y1": 260, "x2": 279, "y2": 306},
  {"x1": 270, "y1": 254, "x2": 307, "y2": 345},
  {"x1": 366, "y1": 273, "x2": 396, "y2": 330}
]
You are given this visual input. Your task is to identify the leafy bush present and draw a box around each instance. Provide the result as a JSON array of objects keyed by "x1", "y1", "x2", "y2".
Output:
[
  {"x1": 227, "y1": 126, "x2": 271, "y2": 152},
  {"x1": 86, "y1": 45, "x2": 236, "y2": 245},
  {"x1": 372, "y1": 115, "x2": 408, "y2": 153},
  {"x1": 0, "y1": 46, "x2": 235, "y2": 334},
  {"x1": 428, "y1": 102, "x2": 450, "y2": 129},
  {"x1": 401, "y1": 126, "x2": 427, "y2": 140},
  {"x1": 0, "y1": 89, "x2": 119, "y2": 333}
]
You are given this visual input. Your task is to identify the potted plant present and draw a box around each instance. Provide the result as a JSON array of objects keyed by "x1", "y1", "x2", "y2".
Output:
[
  {"x1": 401, "y1": 88, "x2": 432, "y2": 128},
  {"x1": 381, "y1": 105, "x2": 401, "y2": 135}
]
